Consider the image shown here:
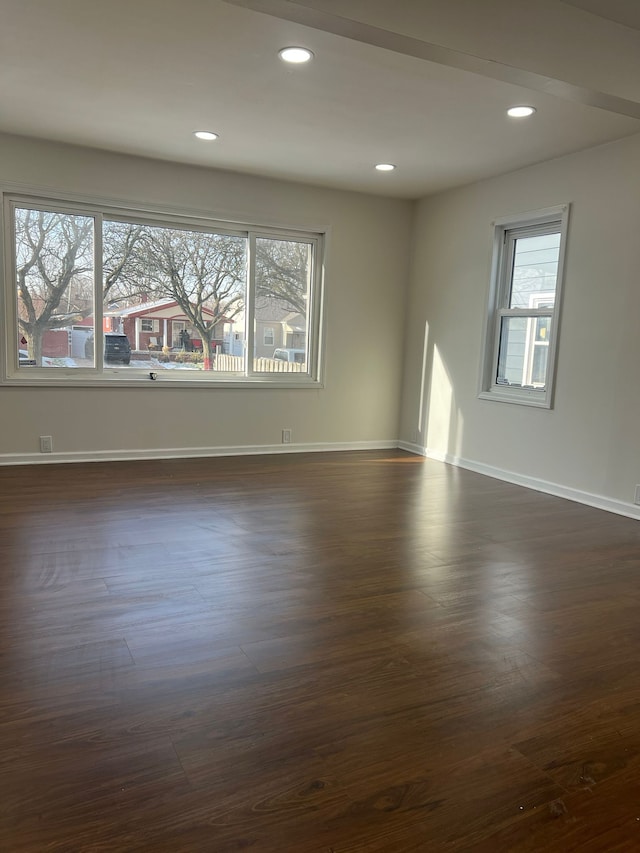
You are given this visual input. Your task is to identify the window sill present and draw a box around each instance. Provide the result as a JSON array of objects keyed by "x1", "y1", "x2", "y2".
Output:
[
  {"x1": 478, "y1": 388, "x2": 551, "y2": 409},
  {"x1": 3, "y1": 372, "x2": 323, "y2": 390}
]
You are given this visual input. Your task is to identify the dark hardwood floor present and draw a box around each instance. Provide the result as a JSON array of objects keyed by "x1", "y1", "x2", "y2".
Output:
[{"x1": 2, "y1": 449, "x2": 640, "y2": 851}]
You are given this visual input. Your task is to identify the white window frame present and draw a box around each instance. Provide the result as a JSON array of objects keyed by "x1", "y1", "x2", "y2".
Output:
[
  {"x1": 263, "y1": 326, "x2": 274, "y2": 346},
  {"x1": 479, "y1": 204, "x2": 570, "y2": 409},
  {"x1": 1, "y1": 187, "x2": 325, "y2": 389},
  {"x1": 140, "y1": 318, "x2": 159, "y2": 333}
]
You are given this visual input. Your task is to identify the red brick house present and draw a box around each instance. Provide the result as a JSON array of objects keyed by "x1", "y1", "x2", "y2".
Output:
[{"x1": 104, "y1": 299, "x2": 228, "y2": 352}]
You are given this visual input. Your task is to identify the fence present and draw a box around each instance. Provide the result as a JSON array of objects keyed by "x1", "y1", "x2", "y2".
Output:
[{"x1": 214, "y1": 354, "x2": 306, "y2": 373}]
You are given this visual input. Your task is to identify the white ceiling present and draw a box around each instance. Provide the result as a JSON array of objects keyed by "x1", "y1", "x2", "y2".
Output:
[
  {"x1": 562, "y1": 0, "x2": 640, "y2": 31},
  {"x1": 1, "y1": 0, "x2": 639, "y2": 199}
]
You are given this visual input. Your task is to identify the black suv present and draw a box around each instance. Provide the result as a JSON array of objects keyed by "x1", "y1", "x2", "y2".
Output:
[{"x1": 85, "y1": 333, "x2": 132, "y2": 365}]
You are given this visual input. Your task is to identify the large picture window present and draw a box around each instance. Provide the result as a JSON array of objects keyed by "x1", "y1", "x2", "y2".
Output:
[
  {"x1": 4, "y1": 192, "x2": 323, "y2": 386},
  {"x1": 479, "y1": 205, "x2": 569, "y2": 408}
]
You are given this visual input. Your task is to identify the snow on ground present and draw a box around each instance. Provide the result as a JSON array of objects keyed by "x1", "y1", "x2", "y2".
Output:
[{"x1": 39, "y1": 357, "x2": 200, "y2": 370}]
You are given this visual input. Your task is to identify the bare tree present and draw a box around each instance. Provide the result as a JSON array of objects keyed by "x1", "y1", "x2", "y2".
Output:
[
  {"x1": 102, "y1": 221, "x2": 149, "y2": 304},
  {"x1": 15, "y1": 212, "x2": 310, "y2": 370},
  {"x1": 142, "y1": 226, "x2": 246, "y2": 369},
  {"x1": 15, "y1": 209, "x2": 93, "y2": 364},
  {"x1": 255, "y1": 238, "x2": 310, "y2": 314}
]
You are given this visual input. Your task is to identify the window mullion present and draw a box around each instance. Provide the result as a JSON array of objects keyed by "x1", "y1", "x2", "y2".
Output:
[
  {"x1": 498, "y1": 308, "x2": 555, "y2": 318},
  {"x1": 306, "y1": 238, "x2": 320, "y2": 378},
  {"x1": 245, "y1": 233, "x2": 256, "y2": 377},
  {"x1": 5, "y1": 198, "x2": 18, "y2": 374},
  {"x1": 498, "y1": 232, "x2": 517, "y2": 309},
  {"x1": 94, "y1": 212, "x2": 104, "y2": 373}
]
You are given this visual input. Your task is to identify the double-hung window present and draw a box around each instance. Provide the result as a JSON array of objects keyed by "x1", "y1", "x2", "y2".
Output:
[
  {"x1": 480, "y1": 205, "x2": 569, "y2": 408},
  {"x1": 3, "y1": 190, "x2": 324, "y2": 386}
]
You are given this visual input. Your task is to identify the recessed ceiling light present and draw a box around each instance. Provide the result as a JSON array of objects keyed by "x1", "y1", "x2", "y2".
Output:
[
  {"x1": 507, "y1": 105, "x2": 536, "y2": 118},
  {"x1": 279, "y1": 46, "x2": 314, "y2": 64},
  {"x1": 375, "y1": 163, "x2": 396, "y2": 172},
  {"x1": 193, "y1": 130, "x2": 219, "y2": 141}
]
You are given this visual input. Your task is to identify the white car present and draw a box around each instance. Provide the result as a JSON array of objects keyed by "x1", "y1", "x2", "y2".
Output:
[{"x1": 273, "y1": 347, "x2": 306, "y2": 364}]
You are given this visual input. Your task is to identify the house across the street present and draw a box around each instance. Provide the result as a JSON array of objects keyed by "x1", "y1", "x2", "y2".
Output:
[{"x1": 104, "y1": 298, "x2": 229, "y2": 352}]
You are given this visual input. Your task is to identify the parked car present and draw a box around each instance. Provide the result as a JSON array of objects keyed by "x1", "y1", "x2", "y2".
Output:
[
  {"x1": 85, "y1": 333, "x2": 132, "y2": 365},
  {"x1": 273, "y1": 347, "x2": 306, "y2": 364},
  {"x1": 18, "y1": 349, "x2": 36, "y2": 366}
]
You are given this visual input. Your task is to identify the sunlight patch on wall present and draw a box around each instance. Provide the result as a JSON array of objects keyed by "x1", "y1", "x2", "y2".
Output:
[{"x1": 426, "y1": 344, "x2": 464, "y2": 459}]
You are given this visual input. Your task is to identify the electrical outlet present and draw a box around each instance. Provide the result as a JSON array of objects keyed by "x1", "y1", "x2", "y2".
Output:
[
  {"x1": 282, "y1": 429, "x2": 292, "y2": 444},
  {"x1": 40, "y1": 435, "x2": 53, "y2": 453},
  {"x1": 634, "y1": 485, "x2": 640, "y2": 506}
]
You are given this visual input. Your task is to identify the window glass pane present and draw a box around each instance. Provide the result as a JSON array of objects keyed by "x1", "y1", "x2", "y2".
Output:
[
  {"x1": 497, "y1": 315, "x2": 552, "y2": 389},
  {"x1": 497, "y1": 317, "x2": 527, "y2": 386},
  {"x1": 102, "y1": 220, "x2": 246, "y2": 373},
  {"x1": 253, "y1": 237, "x2": 311, "y2": 373},
  {"x1": 535, "y1": 315, "x2": 550, "y2": 343},
  {"x1": 509, "y1": 232, "x2": 560, "y2": 309},
  {"x1": 15, "y1": 207, "x2": 94, "y2": 368},
  {"x1": 531, "y1": 343, "x2": 548, "y2": 386}
]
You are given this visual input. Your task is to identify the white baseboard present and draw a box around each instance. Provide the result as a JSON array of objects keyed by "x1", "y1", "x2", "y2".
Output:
[
  {"x1": 397, "y1": 440, "x2": 425, "y2": 455},
  {"x1": 412, "y1": 445, "x2": 640, "y2": 521},
  {"x1": 0, "y1": 439, "x2": 398, "y2": 467}
]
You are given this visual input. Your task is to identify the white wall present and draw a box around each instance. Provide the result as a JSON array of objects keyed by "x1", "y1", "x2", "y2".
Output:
[
  {"x1": 0, "y1": 133, "x2": 412, "y2": 460},
  {"x1": 400, "y1": 131, "x2": 640, "y2": 513}
]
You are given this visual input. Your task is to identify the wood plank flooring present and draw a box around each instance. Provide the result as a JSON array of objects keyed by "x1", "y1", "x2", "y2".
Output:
[{"x1": 1, "y1": 449, "x2": 640, "y2": 851}]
